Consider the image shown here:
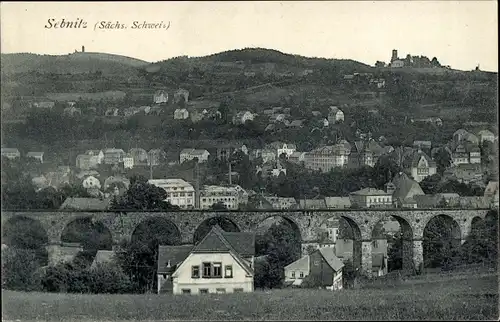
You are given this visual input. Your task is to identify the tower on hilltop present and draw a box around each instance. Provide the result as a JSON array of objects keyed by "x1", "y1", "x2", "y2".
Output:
[
  {"x1": 82, "y1": 45, "x2": 85, "y2": 53},
  {"x1": 391, "y1": 49, "x2": 398, "y2": 62}
]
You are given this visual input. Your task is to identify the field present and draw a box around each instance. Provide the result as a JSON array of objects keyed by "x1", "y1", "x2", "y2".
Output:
[{"x1": 2, "y1": 273, "x2": 498, "y2": 321}]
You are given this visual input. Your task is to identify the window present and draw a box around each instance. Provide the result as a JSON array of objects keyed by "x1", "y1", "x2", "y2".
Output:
[
  {"x1": 299, "y1": 272, "x2": 304, "y2": 278},
  {"x1": 213, "y1": 262, "x2": 222, "y2": 278},
  {"x1": 202, "y1": 262, "x2": 211, "y2": 277},
  {"x1": 173, "y1": 193, "x2": 179, "y2": 197},
  {"x1": 216, "y1": 288, "x2": 226, "y2": 294},
  {"x1": 224, "y1": 265, "x2": 233, "y2": 278},
  {"x1": 191, "y1": 266, "x2": 200, "y2": 278},
  {"x1": 234, "y1": 288, "x2": 244, "y2": 293},
  {"x1": 199, "y1": 289, "x2": 209, "y2": 294},
  {"x1": 180, "y1": 192, "x2": 185, "y2": 197},
  {"x1": 314, "y1": 260, "x2": 320, "y2": 266},
  {"x1": 181, "y1": 289, "x2": 191, "y2": 294},
  {"x1": 162, "y1": 274, "x2": 167, "y2": 279},
  {"x1": 291, "y1": 271, "x2": 295, "y2": 279}
]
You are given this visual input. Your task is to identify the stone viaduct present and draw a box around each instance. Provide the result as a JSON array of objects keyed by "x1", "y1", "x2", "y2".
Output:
[{"x1": 1, "y1": 208, "x2": 491, "y2": 278}]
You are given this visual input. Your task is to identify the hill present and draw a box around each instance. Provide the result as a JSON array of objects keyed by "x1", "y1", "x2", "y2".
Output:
[
  {"x1": 147, "y1": 47, "x2": 374, "y2": 74},
  {"x1": 0, "y1": 52, "x2": 149, "y2": 76}
]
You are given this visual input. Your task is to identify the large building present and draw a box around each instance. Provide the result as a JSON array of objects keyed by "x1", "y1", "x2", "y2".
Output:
[
  {"x1": 304, "y1": 145, "x2": 350, "y2": 172},
  {"x1": 199, "y1": 185, "x2": 248, "y2": 210},
  {"x1": 350, "y1": 188, "x2": 393, "y2": 208},
  {"x1": 148, "y1": 179, "x2": 195, "y2": 209}
]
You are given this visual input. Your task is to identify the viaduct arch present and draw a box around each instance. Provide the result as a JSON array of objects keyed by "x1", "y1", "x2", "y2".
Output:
[{"x1": 1, "y1": 209, "x2": 490, "y2": 278}]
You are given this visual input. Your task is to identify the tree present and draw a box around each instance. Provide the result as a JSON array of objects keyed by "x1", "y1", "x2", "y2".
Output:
[
  {"x1": 210, "y1": 201, "x2": 227, "y2": 210},
  {"x1": 387, "y1": 232, "x2": 403, "y2": 272},
  {"x1": 420, "y1": 174, "x2": 442, "y2": 195},
  {"x1": 111, "y1": 175, "x2": 179, "y2": 211},
  {"x1": 433, "y1": 148, "x2": 452, "y2": 175},
  {"x1": 1, "y1": 248, "x2": 44, "y2": 291}
]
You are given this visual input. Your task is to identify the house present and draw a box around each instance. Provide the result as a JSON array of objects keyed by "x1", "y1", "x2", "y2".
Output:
[
  {"x1": 311, "y1": 111, "x2": 322, "y2": 117},
  {"x1": 63, "y1": 106, "x2": 82, "y2": 117},
  {"x1": 371, "y1": 254, "x2": 388, "y2": 277},
  {"x1": 59, "y1": 197, "x2": 111, "y2": 211},
  {"x1": 269, "y1": 114, "x2": 287, "y2": 123},
  {"x1": 91, "y1": 250, "x2": 115, "y2": 269},
  {"x1": 157, "y1": 225, "x2": 255, "y2": 295},
  {"x1": 443, "y1": 164, "x2": 484, "y2": 185},
  {"x1": 298, "y1": 199, "x2": 326, "y2": 210},
  {"x1": 189, "y1": 109, "x2": 204, "y2": 123},
  {"x1": 324, "y1": 197, "x2": 351, "y2": 209},
  {"x1": 105, "y1": 107, "x2": 120, "y2": 116},
  {"x1": 85, "y1": 150, "x2": 104, "y2": 164},
  {"x1": 76, "y1": 170, "x2": 100, "y2": 180},
  {"x1": 180, "y1": 149, "x2": 210, "y2": 164},
  {"x1": 391, "y1": 60, "x2": 404, "y2": 68},
  {"x1": 123, "y1": 153, "x2": 134, "y2": 169},
  {"x1": 413, "y1": 141, "x2": 432, "y2": 151},
  {"x1": 348, "y1": 142, "x2": 374, "y2": 168},
  {"x1": 284, "y1": 248, "x2": 344, "y2": 290},
  {"x1": 261, "y1": 196, "x2": 297, "y2": 210},
  {"x1": 413, "y1": 117, "x2": 443, "y2": 127},
  {"x1": 304, "y1": 145, "x2": 350, "y2": 172},
  {"x1": 404, "y1": 150, "x2": 437, "y2": 182},
  {"x1": 450, "y1": 143, "x2": 481, "y2": 166},
  {"x1": 103, "y1": 148, "x2": 125, "y2": 165},
  {"x1": 199, "y1": 185, "x2": 246, "y2": 210},
  {"x1": 327, "y1": 106, "x2": 344, "y2": 124},
  {"x1": 103, "y1": 176, "x2": 130, "y2": 193},
  {"x1": 26, "y1": 152, "x2": 44, "y2": 163},
  {"x1": 453, "y1": 129, "x2": 469, "y2": 143},
  {"x1": 76, "y1": 154, "x2": 97, "y2": 170},
  {"x1": 45, "y1": 171, "x2": 70, "y2": 189},
  {"x1": 267, "y1": 142, "x2": 297, "y2": 159},
  {"x1": 484, "y1": 181, "x2": 499, "y2": 207},
  {"x1": 1, "y1": 148, "x2": 20, "y2": 160},
  {"x1": 477, "y1": 130, "x2": 495, "y2": 144},
  {"x1": 32, "y1": 175, "x2": 49, "y2": 191},
  {"x1": 154, "y1": 90, "x2": 169, "y2": 104},
  {"x1": 129, "y1": 148, "x2": 149, "y2": 165},
  {"x1": 173, "y1": 89, "x2": 189, "y2": 104},
  {"x1": 259, "y1": 149, "x2": 276, "y2": 164},
  {"x1": 288, "y1": 152, "x2": 306, "y2": 164},
  {"x1": 174, "y1": 108, "x2": 189, "y2": 120},
  {"x1": 386, "y1": 172, "x2": 425, "y2": 208},
  {"x1": 33, "y1": 101, "x2": 55, "y2": 109},
  {"x1": 148, "y1": 149, "x2": 166, "y2": 166},
  {"x1": 256, "y1": 161, "x2": 287, "y2": 178},
  {"x1": 288, "y1": 120, "x2": 304, "y2": 128},
  {"x1": 232, "y1": 111, "x2": 255, "y2": 125},
  {"x1": 148, "y1": 179, "x2": 195, "y2": 209},
  {"x1": 82, "y1": 175, "x2": 101, "y2": 190},
  {"x1": 350, "y1": 188, "x2": 393, "y2": 208},
  {"x1": 265, "y1": 124, "x2": 275, "y2": 132}
]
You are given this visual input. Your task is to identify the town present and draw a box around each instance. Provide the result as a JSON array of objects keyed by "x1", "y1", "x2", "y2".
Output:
[{"x1": 1, "y1": 15, "x2": 498, "y2": 320}]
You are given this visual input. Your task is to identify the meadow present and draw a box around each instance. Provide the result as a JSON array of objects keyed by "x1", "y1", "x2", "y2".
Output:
[{"x1": 2, "y1": 272, "x2": 498, "y2": 321}]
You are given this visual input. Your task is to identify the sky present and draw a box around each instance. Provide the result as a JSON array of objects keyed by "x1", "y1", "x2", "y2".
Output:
[{"x1": 1, "y1": 1, "x2": 498, "y2": 71}]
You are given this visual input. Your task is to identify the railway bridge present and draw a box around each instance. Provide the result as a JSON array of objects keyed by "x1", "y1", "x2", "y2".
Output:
[{"x1": 1, "y1": 208, "x2": 490, "y2": 278}]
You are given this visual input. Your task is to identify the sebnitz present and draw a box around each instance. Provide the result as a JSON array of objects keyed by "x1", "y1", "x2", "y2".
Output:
[{"x1": 45, "y1": 18, "x2": 88, "y2": 29}]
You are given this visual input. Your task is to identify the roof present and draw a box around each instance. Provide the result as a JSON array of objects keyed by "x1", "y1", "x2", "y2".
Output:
[
  {"x1": 318, "y1": 247, "x2": 344, "y2": 272},
  {"x1": 478, "y1": 129, "x2": 495, "y2": 137},
  {"x1": 59, "y1": 197, "x2": 111, "y2": 210},
  {"x1": 1, "y1": 148, "x2": 20, "y2": 154},
  {"x1": 157, "y1": 245, "x2": 193, "y2": 274},
  {"x1": 329, "y1": 106, "x2": 342, "y2": 114},
  {"x1": 284, "y1": 255, "x2": 309, "y2": 271},
  {"x1": 409, "y1": 150, "x2": 436, "y2": 168},
  {"x1": 85, "y1": 150, "x2": 102, "y2": 155},
  {"x1": 324, "y1": 197, "x2": 351, "y2": 208},
  {"x1": 26, "y1": 152, "x2": 44, "y2": 157},
  {"x1": 189, "y1": 225, "x2": 254, "y2": 275},
  {"x1": 390, "y1": 172, "x2": 425, "y2": 201},
  {"x1": 350, "y1": 188, "x2": 390, "y2": 196},
  {"x1": 414, "y1": 195, "x2": 441, "y2": 208},
  {"x1": 91, "y1": 250, "x2": 115, "y2": 268},
  {"x1": 484, "y1": 181, "x2": 499, "y2": 197}
]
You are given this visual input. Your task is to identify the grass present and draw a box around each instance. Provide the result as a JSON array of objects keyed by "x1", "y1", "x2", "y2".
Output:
[{"x1": 2, "y1": 273, "x2": 498, "y2": 321}]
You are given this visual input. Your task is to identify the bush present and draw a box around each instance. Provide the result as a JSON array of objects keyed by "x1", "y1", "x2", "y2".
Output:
[
  {"x1": 1, "y1": 247, "x2": 44, "y2": 291},
  {"x1": 88, "y1": 262, "x2": 132, "y2": 294},
  {"x1": 40, "y1": 260, "x2": 132, "y2": 294}
]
